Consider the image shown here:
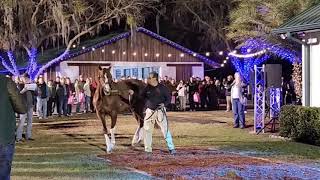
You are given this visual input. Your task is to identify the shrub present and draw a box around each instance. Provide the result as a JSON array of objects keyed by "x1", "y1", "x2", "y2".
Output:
[{"x1": 279, "y1": 105, "x2": 320, "y2": 145}]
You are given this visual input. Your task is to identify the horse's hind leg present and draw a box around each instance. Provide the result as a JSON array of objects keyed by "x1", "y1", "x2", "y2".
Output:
[
  {"x1": 97, "y1": 111, "x2": 112, "y2": 153},
  {"x1": 110, "y1": 112, "x2": 117, "y2": 147},
  {"x1": 132, "y1": 111, "x2": 144, "y2": 146}
]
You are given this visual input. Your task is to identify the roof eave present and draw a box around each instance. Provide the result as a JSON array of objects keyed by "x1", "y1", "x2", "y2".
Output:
[{"x1": 273, "y1": 24, "x2": 320, "y2": 34}]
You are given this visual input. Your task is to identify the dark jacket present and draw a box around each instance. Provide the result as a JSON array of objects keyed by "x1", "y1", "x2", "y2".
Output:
[
  {"x1": 19, "y1": 84, "x2": 35, "y2": 108},
  {"x1": 36, "y1": 83, "x2": 47, "y2": 99},
  {"x1": 48, "y1": 86, "x2": 56, "y2": 98},
  {"x1": 56, "y1": 84, "x2": 66, "y2": 97},
  {"x1": 0, "y1": 75, "x2": 27, "y2": 144},
  {"x1": 188, "y1": 81, "x2": 198, "y2": 95},
  {"x1": 225, "y1": 81, "x2": 233, "y2": 96},
  {"x1": 142, "y1": 83, "x2": 171, "y2": 110}
]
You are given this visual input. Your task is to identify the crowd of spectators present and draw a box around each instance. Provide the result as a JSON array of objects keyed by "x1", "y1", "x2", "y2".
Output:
[{"x1": 159, "y1": 75, "x2": 249, "y2": 112}]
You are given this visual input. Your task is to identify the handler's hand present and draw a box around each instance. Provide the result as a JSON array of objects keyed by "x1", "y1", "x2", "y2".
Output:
[
  {"x1": 159, "y1": 103, "x2": 165, "y2": 108},
  {"x1": 128, "y1": 89, "x2": 134, "y2": 95}
]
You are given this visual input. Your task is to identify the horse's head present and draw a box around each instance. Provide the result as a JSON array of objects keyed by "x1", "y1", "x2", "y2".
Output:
[{"x1": 98, "y1": 66, "x2": 112, "y2": 83}]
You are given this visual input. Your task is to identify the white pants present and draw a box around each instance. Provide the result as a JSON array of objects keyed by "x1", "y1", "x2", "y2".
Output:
[
  {"x1": 144, "y1": 108, "x2": 175, "y2": 152},
  {"x1": 16, "y1": 107, "x2": 33, "y2": 140}
]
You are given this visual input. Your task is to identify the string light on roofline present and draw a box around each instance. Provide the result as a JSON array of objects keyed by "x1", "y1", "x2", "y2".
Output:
[
  {"x1": 228, "y1": 49, "x2": 267, "y2": 58},
  {"x1": 219, "y1": 51, "x2": 224, "y2": 55}
]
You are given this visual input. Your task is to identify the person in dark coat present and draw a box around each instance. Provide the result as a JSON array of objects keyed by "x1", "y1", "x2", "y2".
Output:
[
  {"x1": 56, "y1": 78, "x2": 66, "y2": 117},
  {"x1": 47, "y1": 80, "x2": 56, "y2": 117},
  {"x1": 0, "y1": 75, "x2": 27, "y2": 179},
  {"x1": 187, "y1": 77, "x2": 198, "y2": 111}
]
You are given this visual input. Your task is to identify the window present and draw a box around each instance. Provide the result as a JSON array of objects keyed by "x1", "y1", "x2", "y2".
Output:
[
  {"x1": 151, "y1": 67, "x2": 159, "y2": 73},
  {"x1": 142, "y1": 67, "x2": 150, "y2": 79},
  {"x1": 115, "y1": 69, "x2": 121, "y2": 80},
  {"x1": 132, "y1": 68, "x2": 139, "y2": 78},
  {"x1": 124, "y1": 69, "x2": 131, "y2": 77}
]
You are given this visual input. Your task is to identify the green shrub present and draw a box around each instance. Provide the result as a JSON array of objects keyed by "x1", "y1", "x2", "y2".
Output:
[{"x1": 279, "y1": 105, "x2": 320, "y2": 145}]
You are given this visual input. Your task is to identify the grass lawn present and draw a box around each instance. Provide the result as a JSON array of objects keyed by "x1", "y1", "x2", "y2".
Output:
[{"x1": 11, "y1": 110, "x2": 320, "y2": 179}]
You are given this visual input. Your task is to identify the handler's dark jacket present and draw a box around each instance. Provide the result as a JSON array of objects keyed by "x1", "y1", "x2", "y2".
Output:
[
  {"x1": 142, "y1": 83, "x2": 171, "y2": 110},
  {"x1": 0, "y1": 75, "x2": 27, "y2": 145}
]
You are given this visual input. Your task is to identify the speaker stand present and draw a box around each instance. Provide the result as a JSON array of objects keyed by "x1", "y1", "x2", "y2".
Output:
[{"x1": 257, "y1": 117, "x2": 279, "y2": 134}]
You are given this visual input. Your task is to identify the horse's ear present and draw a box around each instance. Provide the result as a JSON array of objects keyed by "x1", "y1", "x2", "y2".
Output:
[
  {"x1": 106, "y1": 66, "x2": 111, "y2": 70},
  {"x1": 98, "y1": 66, "x2": 102, "y2": 70}
]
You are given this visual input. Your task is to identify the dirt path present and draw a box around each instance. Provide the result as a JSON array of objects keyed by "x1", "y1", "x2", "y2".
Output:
[{"x1": 100, "y1": 147, "x2": 320, "y2": 179}]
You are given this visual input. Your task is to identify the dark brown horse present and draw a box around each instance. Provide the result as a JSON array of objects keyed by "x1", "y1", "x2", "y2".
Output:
[{"x1": 93, "y1": 66, "x2": 146, "y2": 153}]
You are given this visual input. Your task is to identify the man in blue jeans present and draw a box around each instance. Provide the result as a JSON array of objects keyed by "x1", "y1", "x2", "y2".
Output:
[{"x1": 0, "y1": 75, "x2": 27, "y2": 180}]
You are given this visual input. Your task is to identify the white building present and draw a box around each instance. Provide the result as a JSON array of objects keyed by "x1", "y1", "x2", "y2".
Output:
[{"x1": 273, "y1": 4, "x2": 320, "y2": 107}]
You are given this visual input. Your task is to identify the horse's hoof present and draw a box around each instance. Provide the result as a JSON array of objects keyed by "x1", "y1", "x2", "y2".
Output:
[{"x1": 106, "y1": 146, "x2": 113, "y2": 154}]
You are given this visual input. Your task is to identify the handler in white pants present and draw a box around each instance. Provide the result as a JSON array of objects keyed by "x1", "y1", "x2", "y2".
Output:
[
  {"x1": 144, "y1": 107, "x2": 175, "y2": 153},
  {"x1": 142, "y1": 72, "x2": 176, "y2": 155}
]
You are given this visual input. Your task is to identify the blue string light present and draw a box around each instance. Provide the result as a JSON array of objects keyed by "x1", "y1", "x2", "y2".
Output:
[
  {"x1": 7, "y1": 51, "x2": 19, "y2": 76},
  {"x1": 0, "y1": 52, "x2": 19, "y2": 76},
  {"x1": 229, "y1": 38, "x2": 301, "y2": 82},
  {"x1": 27, "y1": 48, "x2": 38, "y2": 80},
  {"x1": 243, "y1": 38, "x2": 301, "y2": 63},
  {"x1": 0, "y1": 55, "x2": 16, "y2": 75}
]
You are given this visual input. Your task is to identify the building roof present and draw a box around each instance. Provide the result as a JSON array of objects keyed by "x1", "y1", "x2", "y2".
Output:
[
  {"x1": 55, "y1": 27, "x2": 219, "y2": 68},
  {"x1": 1, "y1": 27, "x2": 219, "y2": 74},
  {"x1": 273, "y1": 3, "x2": 320, "y2": 34}
]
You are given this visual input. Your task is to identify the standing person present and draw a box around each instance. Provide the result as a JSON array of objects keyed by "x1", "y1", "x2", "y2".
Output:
[
  {"x1": 65, "y1": 78, "x2": 74, "y2": 116},
  {"x1": 89, "y1": 78, "x2": 97, "y2": 113},
  {"x1": 47, "y1": 80, "x2": 56, "y2": 117},
  {"x1": 61, "y1": 78, "x2": 68, "y2": 116},
  {"x1": 198, "y1": 81, "x2": 207, "y2": 110},
  {"x1": 225, "y1": 75, "x2": 233, "y2": 112},
  {"x1": 16, "y1": 73, "x2": 35, "y2": 142},
  {"x1": 207, "y1": 80, "x2": 218, "y2": 110},
  {"x1": 231, "y1": 72, "x2": 246, "y2": 129},
  {"x1": 215, "y1": 80, "x2": 224, "y2": 109},
  {"x1": 54, "y1": 77, "x2": 61, "y2": 115},
  {"x1": 76, "y1": 75, "x2": 85, "y2": 113},
  {"x1": 187, "y1": 77, "x2": 197, "y2": 111},
  {"x1": 168, "y1": 79, "x2": 177, "y2": 111},
  {"x1": 176, "y1": 80, "x2": 187, "y2": 111},
  {"x1": 0, "y1": 75, "x2": 27, "y2": 179},
  {"x1": 142, "y1": 72, "x2": 176, "y2": 155},
  {"x1": 35, "y1": 77, "x2": 48, "y2": 119},
  {"x1": 83, "y1": 78, "x2": 91, "y2": 113},
  {"x1": 56, "y1": 78, "x2": 65, "y2": 117}
]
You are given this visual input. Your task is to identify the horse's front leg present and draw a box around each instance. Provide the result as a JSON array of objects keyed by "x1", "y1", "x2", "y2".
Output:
[{"x1": 97, "y1": 111, "x2": 112, "y2": 153}]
